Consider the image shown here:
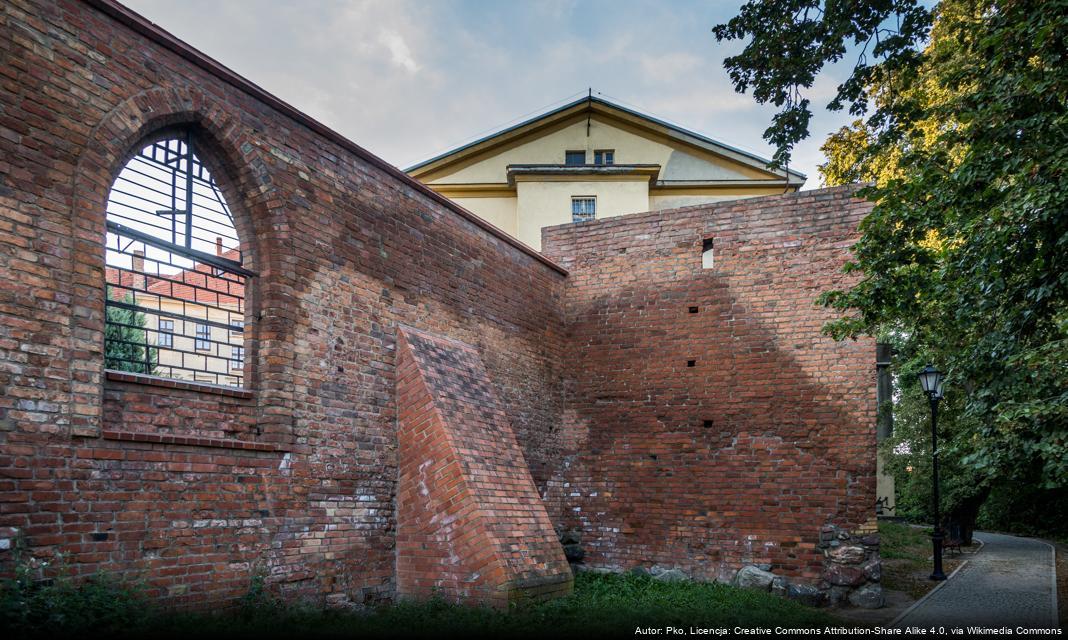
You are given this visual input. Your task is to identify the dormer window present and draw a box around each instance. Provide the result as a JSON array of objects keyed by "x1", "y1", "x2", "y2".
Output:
[
  {"x1": 565, "y1": 150, "x2": 586, "y2": 166},
  {"x1": 594, "y1": 149, "x2": 614, "y2": 165}
]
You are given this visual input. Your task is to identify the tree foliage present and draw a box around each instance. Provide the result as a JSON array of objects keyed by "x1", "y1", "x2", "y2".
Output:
[
  {"x1": 715, "y1": 0, "x2": 1068, "y2": 500},
  {"x1": 104, "y1": 286, "x2": 157, "y2": 375}
]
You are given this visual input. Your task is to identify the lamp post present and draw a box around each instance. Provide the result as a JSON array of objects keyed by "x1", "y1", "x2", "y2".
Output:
[{"x1": 918, "y1": 364, "x2": 947, "y2": 581}]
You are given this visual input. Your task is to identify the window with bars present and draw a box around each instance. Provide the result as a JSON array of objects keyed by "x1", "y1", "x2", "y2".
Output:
[
  {"x1": 104, "y1": 129, "x2": 255, "y2": 387},
  {"x1": 571, "y1": 197, "x2": 596, "y2": 223},
  {"x1": 594, "y1": 149, "x2": 614, "y2": 165}
]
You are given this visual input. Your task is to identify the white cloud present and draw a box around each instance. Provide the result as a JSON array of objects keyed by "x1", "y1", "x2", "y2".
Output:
[
  {"x1": 120, "y1": 0, "x2": 861, "y2": 187},
  {"x1": 378, "y1": 29, "x2": 420, "y2": 74}
]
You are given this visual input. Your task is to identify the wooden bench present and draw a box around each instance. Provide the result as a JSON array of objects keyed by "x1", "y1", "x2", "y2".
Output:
[{"x1": 944, "y1": 537, "x2": 964, "y2": 555}]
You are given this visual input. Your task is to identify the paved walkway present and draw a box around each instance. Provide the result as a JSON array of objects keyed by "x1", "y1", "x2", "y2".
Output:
[{"x1": 894, "y1": 531, "x2": 1058, "y2": 629}]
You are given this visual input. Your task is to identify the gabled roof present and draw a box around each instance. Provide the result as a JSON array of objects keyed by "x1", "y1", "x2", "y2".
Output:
[{"x1": 406, "y1": 95, "x2": 806, "y2": 185}]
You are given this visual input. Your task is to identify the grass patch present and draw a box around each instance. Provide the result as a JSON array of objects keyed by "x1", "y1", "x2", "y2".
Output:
[
  {"x1": 878, "y1": 520, "x2": 932, "y2": 560},
  {"x1": 878, "y1": 520, "x2": 963, "y2": 599},
  {"x1": 5, "y1": 571, "x2": 835, "y2": 638}
]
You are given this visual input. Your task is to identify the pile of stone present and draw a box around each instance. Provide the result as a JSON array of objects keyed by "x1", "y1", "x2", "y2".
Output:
[
  {"x1": 728, "y1": 525, "x2": 884, "y2": 609},
  {"x1": 556, "y1": 524, "x2": 882, "y2": 609}
]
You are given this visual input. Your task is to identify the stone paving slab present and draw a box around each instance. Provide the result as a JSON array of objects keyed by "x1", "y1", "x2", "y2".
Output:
[{"x1": 893, "y1": 531, "x2": 1058, "y2": 629}]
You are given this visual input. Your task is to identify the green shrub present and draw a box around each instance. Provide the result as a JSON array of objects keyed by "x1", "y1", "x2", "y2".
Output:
[{"x1": 0, "y1": 550, "x2": 149, "y2": 636}]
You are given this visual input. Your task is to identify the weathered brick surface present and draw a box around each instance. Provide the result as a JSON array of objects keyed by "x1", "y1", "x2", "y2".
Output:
[
  {"x1": 0, "y1": 0, "x2": 876, "y2": 610},
  {"x1": 541, "y1": 186, "x2": 876, "y2": 585},
  {"x1": 395, "y1": 326, "x2": 571, "y2": 607},
  {"x1": 0, "y1": 0, "x2": 565, "y2": 608}
]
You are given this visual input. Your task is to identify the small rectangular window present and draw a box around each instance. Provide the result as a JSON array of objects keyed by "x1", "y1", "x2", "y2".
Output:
[
  {"x1": 565, "y1": 150, "x2": 586, "y2": 166},
  {"x1": 158, "y1": 319, "x2": 174, "y2": 348},
  {"x1": 594, "y1": 149, "x2": 614, "y2": 165},
  {"x1": 231, "y1": 346, "x2": 245, "y2": 370},
  {"x1": 231, "y1": 319, "x2": 244, "y2": 336},
  {"x1": 572, "y1": 197, "x2": 596, "y2": 223},
  {"x1": 702, "y1": 238, "x2": 714, "y2": 269},
  {"x1": 195, "y1": 323, "x2": 211, "y2": 351}
]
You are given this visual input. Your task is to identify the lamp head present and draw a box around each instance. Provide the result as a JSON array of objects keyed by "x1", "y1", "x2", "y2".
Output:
[{"x1": 918, "y1": 364, "x2": 943, "y2": 397}]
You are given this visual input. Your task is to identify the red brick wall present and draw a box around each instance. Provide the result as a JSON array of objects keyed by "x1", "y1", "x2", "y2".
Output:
[
  {"x1": 0, "y1": 0, "x2": 878, "y2": 610},
  {"x1": 541, "y1": 187, "x2": 876, "y2": 584},
  {"x1": 395, "y1": 327, "x2": 571, "y2": 607},
  {"x1": 0, "y1": 0, "x2": 565, "y2": 608}
]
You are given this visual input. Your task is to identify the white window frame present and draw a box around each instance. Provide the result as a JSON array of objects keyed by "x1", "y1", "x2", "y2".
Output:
[
  {"x1": 195, "y1": 323, "x2": 211, "y2": 351},
  {"x1": 594, "y1": 149, "x2": 614, "y2": 165},
  {"x1": 571, "y1": 196, "x2": 596, "y2": 223},
  {"x1": 158, "y1": 319, "x2": 174, "y2": 348},
  {"x1": 564, "y1": 150, "x2": 586, "y2": 166}
]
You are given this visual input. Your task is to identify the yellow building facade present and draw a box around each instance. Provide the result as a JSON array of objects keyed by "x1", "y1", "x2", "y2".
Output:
[{"x1": 407, "y1": 96, "x2": 806, "y2": 250}]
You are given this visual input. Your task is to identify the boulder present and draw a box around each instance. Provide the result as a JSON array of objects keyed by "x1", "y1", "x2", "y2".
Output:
[
  {"x1": 863, "y1": 558, "x2": 881, "y2": 582},
  {"x1": 826, "y1": 585, "x2": 850, "y2": 606},
  {"x1": 848, "y1": 583, "x2": 885, "y2": 609},
  {"x1": 786, "y1": 583, "x2": 825, "y2": 607},
  {"x1": 734, "y1": 565, "x2": 776, "y2": 591},
  {"x1": 653, "y1": 569, "x2": 689, "y2": 583},
  {"x1": 629, "y1": 566, "x2": 651, "y2": 578},
  {"x1": 822, "y1": 563, "x2": 866, "y2": 587},
  {"x1": 828, "y1": 545, "x2": 866, "y2": 564},
  {"x1": 861, "y1": 535, "x2": 880, "y2": 547},
  {"x1": 770, "y1": 576, "x2": 790, "y2": 598}
]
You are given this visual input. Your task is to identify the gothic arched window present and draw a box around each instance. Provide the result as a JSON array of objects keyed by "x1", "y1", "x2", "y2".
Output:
[{"x1": 104, "y1": 129, "x2": 254, "y2": 387}]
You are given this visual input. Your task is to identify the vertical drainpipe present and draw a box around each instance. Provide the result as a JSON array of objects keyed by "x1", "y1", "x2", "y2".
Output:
[
  {"x1": 875, "y1": 344, "x2": 893, "y2": 440},
  {"x1": 875, "y1": 343, "x2": 895, "y2": 516}
]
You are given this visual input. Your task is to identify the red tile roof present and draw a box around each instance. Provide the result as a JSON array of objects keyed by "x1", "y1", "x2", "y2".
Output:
[{"x1": 106, "y1": 248, "x2": 245, "y2": 306}]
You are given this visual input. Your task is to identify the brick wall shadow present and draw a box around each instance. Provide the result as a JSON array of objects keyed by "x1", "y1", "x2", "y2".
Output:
[{"x1": 543, "y1": 190, "x2": 876, "y2": 584}]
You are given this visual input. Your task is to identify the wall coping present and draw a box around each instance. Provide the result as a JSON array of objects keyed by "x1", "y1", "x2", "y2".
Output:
[
  {"x1": 105, "y1": 370, "x2": 255, "y2": 399},
  {"x1": 541, "y1": 184, "x2": 867, "y2": 237},
  {"x1": 84, "y1": 0, "x2": 568, "y2": 277}
]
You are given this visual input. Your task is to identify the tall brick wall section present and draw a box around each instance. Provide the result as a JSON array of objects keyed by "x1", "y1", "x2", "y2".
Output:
[
  {"x1": 541, "y1": 186, "x2": 877, "y2": 588},
  {"x1": 0, "y1": 0, "x2": 880, "y2": 611},
  {"x1": 0, "y1": 0, "x2": 566, "y2": 608},
  {"x1": 395, "y1": 327, "x2": 571, "y2": 607}
]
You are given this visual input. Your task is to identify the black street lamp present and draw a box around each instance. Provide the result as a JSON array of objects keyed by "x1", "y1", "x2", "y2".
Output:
[{"x1": 918, "y1": 364, "x2": 947, "y2": 581}]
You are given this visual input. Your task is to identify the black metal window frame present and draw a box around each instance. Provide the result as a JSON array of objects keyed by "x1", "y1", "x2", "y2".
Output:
[{"x1": 104, "y1": 129, "x2": 256, "y2": 388}]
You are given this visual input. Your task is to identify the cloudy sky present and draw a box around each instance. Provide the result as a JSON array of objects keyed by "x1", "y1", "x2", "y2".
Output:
[{"x1": 124, "y1": 0, "x2": 862, "y2": 187}]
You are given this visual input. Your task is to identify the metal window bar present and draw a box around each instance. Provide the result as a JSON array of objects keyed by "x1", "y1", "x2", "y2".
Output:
[
  {"x1": 104, "y1": 131, "x2": 255, "y2": 387},
  {"x1": 571, "y1": 197, "x2": 596, "y2": 223}
]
